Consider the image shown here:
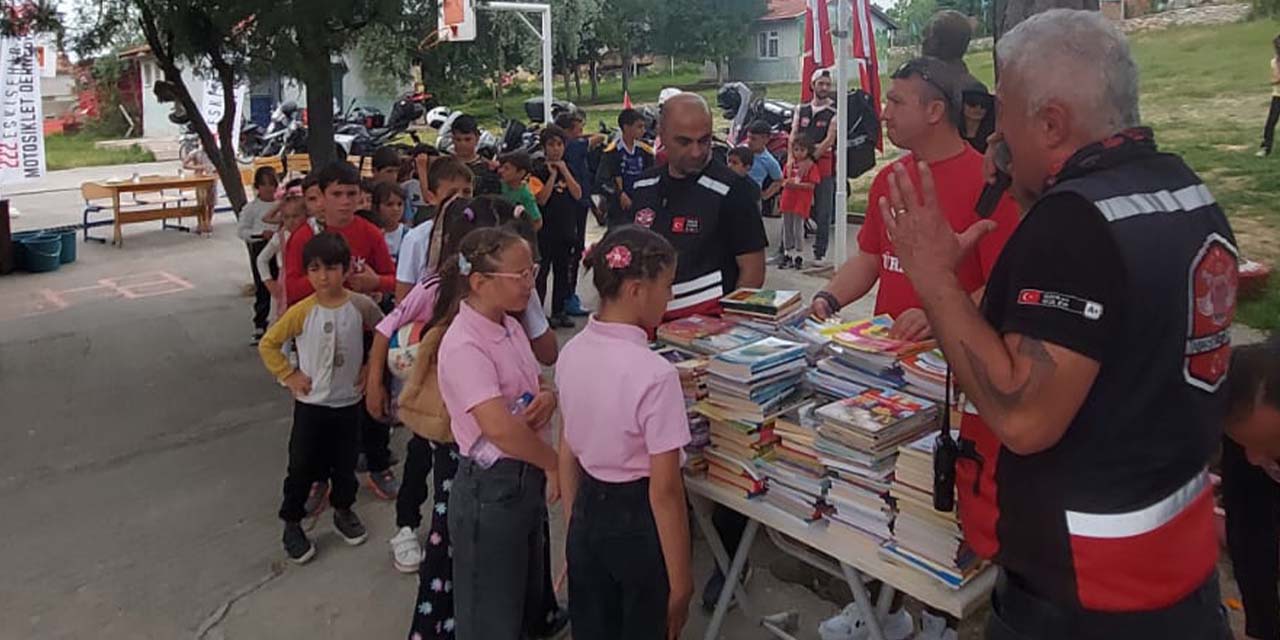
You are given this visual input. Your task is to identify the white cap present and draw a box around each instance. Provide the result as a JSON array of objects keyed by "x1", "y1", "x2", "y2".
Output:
[
  {"x1": 658, "y1": 87, "x2": 682, "y2": 106},
  {"x1": 810, "y1": 67, "x2": 834, "y2": 87}
]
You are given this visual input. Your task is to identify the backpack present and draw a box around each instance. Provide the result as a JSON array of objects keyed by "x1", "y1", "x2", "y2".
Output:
[{"x1": 396, "y1": 322, "x2": 453, "y2": 443}]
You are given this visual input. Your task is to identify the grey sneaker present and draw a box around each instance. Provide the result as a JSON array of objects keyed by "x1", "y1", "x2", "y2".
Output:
[
  {"x1": 366, "y1": 469, "x2": 400, "y2": 501},
  {"x1": 283, "y1": 522, "x2": 316, "y2": 564},
  {"x1": 332, "y1": 509, "x2": 368, "y2": 546}
]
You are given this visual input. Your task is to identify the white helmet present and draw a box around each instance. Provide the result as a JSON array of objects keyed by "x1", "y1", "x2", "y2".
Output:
[
  {"x1": 426, "y1": 106, "x2": 452, "y2": 130},
  {"x1": 658, "y1": 87, "x2": 682, "y2": 107}
]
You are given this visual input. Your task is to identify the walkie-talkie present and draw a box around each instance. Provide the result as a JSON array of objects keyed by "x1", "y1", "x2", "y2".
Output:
[{"x1": 933, "y1": 365, "x2": 958, "y2": 512}]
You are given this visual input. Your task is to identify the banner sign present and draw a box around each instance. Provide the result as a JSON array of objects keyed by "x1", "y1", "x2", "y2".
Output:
[
  {"x1": 0, "y1": 36, "x2": 45, "y2": 184},
  {"x1": 200, "y1": 79, "x2": 247, "y2": 157}
]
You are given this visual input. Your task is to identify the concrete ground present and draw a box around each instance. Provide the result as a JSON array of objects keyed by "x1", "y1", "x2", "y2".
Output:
[{"x1": 0, "y1": 166, "x2": 1255, "y2": 639}]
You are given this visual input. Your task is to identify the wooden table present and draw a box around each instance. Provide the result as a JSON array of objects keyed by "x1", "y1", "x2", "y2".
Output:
[
  {"x1": 686, "y1": 476, "x2": 995, "y2": 640},
  {"x1": 83, "y1": 175, "x2": 217, "y2": 247}
]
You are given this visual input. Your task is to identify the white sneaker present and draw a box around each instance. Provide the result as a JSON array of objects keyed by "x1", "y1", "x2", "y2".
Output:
[
  {"x1": 389, "y1": 526, "x2": 422, "y2": 574},
  {"x1": 915, "y1": 610, "x2": 957, "y2": 640},
  {"x1": 818, "y1": 605, "x2": 913, "y2": 640}
]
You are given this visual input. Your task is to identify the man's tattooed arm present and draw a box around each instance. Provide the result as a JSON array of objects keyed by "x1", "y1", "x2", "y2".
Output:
[{"x1": 960, "y1": 336, "x2": 1058, "y2": 422}]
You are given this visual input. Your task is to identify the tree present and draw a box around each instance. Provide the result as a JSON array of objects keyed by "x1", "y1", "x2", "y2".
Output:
[
  {"x1": 595, "y1": 0, "x2": 652, "y2": 96},
  {"x1": 992, "y1": 0, "x2": 1098, "y2": 74},
  {"x1": 653, "y1": 0, "x2": 765, "y2": 83},
  {"x1": 75, "y1": 0, "x2": 253, "y2": 212}
]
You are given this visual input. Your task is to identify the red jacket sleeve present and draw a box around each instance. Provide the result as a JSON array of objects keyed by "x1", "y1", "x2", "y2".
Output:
[
  {"x1": 362, "y1": 220, "x2": 396, "y2": 294},
  {"x1": 285, "y1": 224, "x2": 315, "y2": 305},
  {"x1": 977, "y1": 194, "x2": 1022, "y2": 280}
]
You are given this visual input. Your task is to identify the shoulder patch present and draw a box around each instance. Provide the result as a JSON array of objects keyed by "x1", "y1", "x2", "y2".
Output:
[
  {"x1": 633, "y1": 176, "x2": 661, "y2": 190},
  {"x1": 697, "y1": 175, "x2": 730, "y2": 196}
]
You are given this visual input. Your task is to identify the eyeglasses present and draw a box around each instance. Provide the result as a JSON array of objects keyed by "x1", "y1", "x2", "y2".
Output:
[{"x1": 483, "y1": 265, "x2": 540, "y2": 282}]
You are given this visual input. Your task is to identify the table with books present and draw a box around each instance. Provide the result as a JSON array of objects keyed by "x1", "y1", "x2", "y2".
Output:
[{"x1": 658, "y1": 291, "x2": 997, "y2": 640}]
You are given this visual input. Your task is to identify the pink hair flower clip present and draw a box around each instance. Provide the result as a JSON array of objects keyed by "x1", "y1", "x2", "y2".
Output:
[{"x1": 605, "y1": 245, "x2": 632, "y2": 270}]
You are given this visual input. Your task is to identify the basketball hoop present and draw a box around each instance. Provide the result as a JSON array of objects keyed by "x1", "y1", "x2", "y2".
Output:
[{"x1": 438, "y1": 0, "x2": 477, "y2": 42}]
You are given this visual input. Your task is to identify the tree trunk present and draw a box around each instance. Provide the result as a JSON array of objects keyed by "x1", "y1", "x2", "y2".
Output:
[
  {"x1": 621, "y1": 43, "x2": 632, "y2": 97},
  {"x1": 715, "y1": 58, "x2": 724, "y2": 84},
  {"x1": 994, "y1": 0, "x2": 1100, "y2": 73},
  {"x1": 134, "y1": 0, "x2": 247, "y2": 212},
  {"x1": 303, "y1": 62, "x2": 337, "y2": 168},
  {"x1": 573, "y1": 66, "x2": 582, "y2": 100},
  {"x1": 589, "y1": 59, "x2": 599, "y2": 102}
]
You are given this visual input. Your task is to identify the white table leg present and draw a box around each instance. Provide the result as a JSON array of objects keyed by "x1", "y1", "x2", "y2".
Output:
[
  {"x1": 689, "y1": 494, "x2": 756, "y2": 640},
  {"x1": 875, "y1": 582, "x2": 896, "y2": 618},
  {"x1": 841, "y1": 562, "x2": 887, "y2": 640},
  {"x1": 688, "y1": 495, "x2": 752, "y2": 607}
]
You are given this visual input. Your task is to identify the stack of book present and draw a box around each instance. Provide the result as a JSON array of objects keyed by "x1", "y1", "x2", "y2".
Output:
[
  {"x1": 656, "y1": 346, "x2": 712, "y2": 473},
  {"x1": 757, "y1": 402, "x2": 831, "y2": 524},
  {"x1": 658, "y1": 314, "x2": 770, "y2": 355},
  {"x1": 721, "y1": 288, "x2": 806, "y2": 332},
  {"x1": 705, "y1": 337, "x2": 809, "y2": 424},
  {"x1": 901, "y1": 348, "x2": 948, "y2": 402},
  {"x1": 813, "y1": 387, "x2": 940, "y2": 542},
  {"x1": 701, "y1": 400, "x2": 776, "y2": 498},
  {"x1": 822, "y1": 316, "x2": 935, "y2": 381},
  {"x1": 882, "y1": 431, "x2": 986, "y2": 589}
]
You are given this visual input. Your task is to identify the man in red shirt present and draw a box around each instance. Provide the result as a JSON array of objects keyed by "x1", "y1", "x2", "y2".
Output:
[
  {"x1": 812, "y1": 57, "x2": 1019, "y2": 339},
  {"x1": 281, "y1": 161, "x2": 401, "y2": 502},
  {"x1": 283, "y1": 162, "x2": 396, "y2": 306}
]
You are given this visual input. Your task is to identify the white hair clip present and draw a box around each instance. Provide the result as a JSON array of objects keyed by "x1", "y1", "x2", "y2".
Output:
[
  {"x1": 513, "y1": 204, "x2": 526, "y2": 219},
  {"x1": 458, "y1": 254, "x2": 472, "y2": 276}
]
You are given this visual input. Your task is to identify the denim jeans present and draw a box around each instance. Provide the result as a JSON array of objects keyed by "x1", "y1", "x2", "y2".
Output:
[
  {"x1": 567, "y1": 473, "x2": 668, "y2": 640},
  {"x1": 449, "y1": 458, "x2": 547, "y2": 640},
  {"x1": 811, "y1": 176, "x2": 836, "y2": 258}
]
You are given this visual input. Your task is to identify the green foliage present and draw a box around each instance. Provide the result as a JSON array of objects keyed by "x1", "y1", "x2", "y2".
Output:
[
  {"x1": 889, "y1": 0, "x2": 941, "y2": 45},
  {"x1": 654, "y1": 0, "x2": 767, "y2": 65},
  {"x1": 1256, "y1": 0, "x2": 1280, "y2": 19}
]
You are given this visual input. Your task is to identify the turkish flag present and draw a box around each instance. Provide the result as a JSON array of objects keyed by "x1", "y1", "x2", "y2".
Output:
[
  {"x1": 850, "y1": 0, "x2": 883, "y2": 149},
  {"x1": 801, "y1": 0, "x2": 835, "y2": 103}
]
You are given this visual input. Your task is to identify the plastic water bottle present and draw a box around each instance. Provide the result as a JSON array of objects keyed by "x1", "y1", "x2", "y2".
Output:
[{"x1": 471, "y1": 392, "x2": 535, "y2": 469}]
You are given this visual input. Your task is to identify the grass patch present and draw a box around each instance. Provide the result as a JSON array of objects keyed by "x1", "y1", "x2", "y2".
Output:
[{"x1": 45, "y1": 132, "x2": 156, "y2": 171}]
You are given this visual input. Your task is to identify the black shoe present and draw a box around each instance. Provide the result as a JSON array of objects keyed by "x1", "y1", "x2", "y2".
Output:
[
  {"x1": 552, "y1": 314, "x2": 575, "y2": 329},
  {"x1": 252, "y1": 328, "x2": 265, "y2": 345},
  {"x1": 701, "y1": 563, "x2": 753, "y2": 613},
  {"x1": 532, "y1": 606, "x2": 571, "y2": 639},
  {"x1": 283, "y1": 521, "x2": 316, "y2": 564},
  {"x1": 778, "y1": 256, "x2": 792, "y2": 270},
  {"x1": 793, "y1": 256, "x2": 804, "y2": 270},
  {"x1": 332, "y1": 509, "x2": 368, "y2": 546}
]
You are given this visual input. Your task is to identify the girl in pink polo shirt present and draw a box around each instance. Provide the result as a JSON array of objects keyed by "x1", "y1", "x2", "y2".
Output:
[
  {"x1": 435, "y1": 226, "x2": 561, "y2": 640},
  {"x1": 556, "y1": 226, "x2": 694, "y2": 640}
]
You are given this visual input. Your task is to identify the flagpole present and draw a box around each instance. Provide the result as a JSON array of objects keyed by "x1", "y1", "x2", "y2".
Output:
[{"x1": 832, "y1": 0, "x2": 849, "y2": 268}]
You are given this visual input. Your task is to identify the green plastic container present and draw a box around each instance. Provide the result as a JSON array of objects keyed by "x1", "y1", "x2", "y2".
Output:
[
  {"x1": 57, "y1": 228, "x2": 76, "y2": 264},
  {"x1": 19, "y1": 233, "x2": 61, "y2": 272}
]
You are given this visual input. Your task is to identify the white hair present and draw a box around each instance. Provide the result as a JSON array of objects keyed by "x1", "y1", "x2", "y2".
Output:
[{"x1": 996, "y1": 9, "x2": 1140, "y2": 136}]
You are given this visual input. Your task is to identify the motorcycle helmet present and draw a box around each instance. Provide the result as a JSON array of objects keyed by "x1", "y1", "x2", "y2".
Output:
[
  {"x1": 658, "y1": 87, "x2": 682, "y2": 107},
  {"x1": 426, "y1": 106, "x2": 452, "y2": 130}
]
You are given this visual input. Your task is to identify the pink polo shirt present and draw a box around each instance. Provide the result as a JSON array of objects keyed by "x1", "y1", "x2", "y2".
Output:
[
  {"x1": 556, "y1": 317, "x2": 691, "y2": 483},
  {"x1": 438, "y1": 299, "x2": 542, "y2": 458}
]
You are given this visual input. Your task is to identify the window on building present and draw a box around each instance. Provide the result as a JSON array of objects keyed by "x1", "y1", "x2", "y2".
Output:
[{"x1": 757, "y1": 30, "x2": 779, "y2": 59}]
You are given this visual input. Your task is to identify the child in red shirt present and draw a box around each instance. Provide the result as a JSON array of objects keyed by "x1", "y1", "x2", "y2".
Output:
[{"x1": 778, "y1": 134, "x2": 821, "y2": 270}]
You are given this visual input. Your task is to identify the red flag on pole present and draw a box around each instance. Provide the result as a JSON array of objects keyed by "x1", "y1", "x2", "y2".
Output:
[
  {"x1": 801, "y1": 0, "x2": 835, "y2": 103},
  {"x1": 622, "y1": 91, "x2": 632, "y2": 110},
  {"x1": 850, "y1": 0, "x2": 883, "y2": 149}
]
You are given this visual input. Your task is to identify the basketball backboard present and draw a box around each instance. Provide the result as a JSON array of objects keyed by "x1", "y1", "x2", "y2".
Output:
[{"x1": 438, "y1": 0, "x2": 477, "y2": 42}]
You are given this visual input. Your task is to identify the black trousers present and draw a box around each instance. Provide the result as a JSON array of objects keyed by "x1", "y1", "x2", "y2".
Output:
[
  {"x1": 569, "y1": 205, "x2": 588, "y2": 291},
  {"x1": 357, "y1": 398, "x2": 392, "y2": 474},
  {"x1": 247, "y1": 239, "x2": 277, "y2": 330},
  {"x1": 1222, "y1": 436, "x2": 1280, "y2": 640},
  {"x1": 279, "y1": 401, "x2": 359, "y2": 522},
  {"x1": 712, "y1": 505, "x2": 748, "y2": 568},
  {"x1": 985, "y1": 570, "x2": 1231, "y2": 640},
  {"x1": 408, "y1": 441, "x2": 460, "y2": 639},
  {"x1": 1263, "y1": 96, "x2": 1280, "y2": 153},
  {"x1": 536, "y1": 228, "x2": 575, "y2": 316},
  {"x1": 396, "y1": 434, "x2": 434, "y2": 529},
  {"x1": 568, "y1": 473, "x2": 669, "y2": 640}
]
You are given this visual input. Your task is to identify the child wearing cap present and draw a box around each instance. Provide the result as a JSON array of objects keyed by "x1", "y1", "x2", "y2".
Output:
[{"x1": 557, "y1": 225, "x2": 693, "y2": 640}]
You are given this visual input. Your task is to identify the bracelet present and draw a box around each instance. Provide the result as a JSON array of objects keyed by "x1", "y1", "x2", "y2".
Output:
[{"x1": 814, "y1": 290, "x2": 842, "y2": 313}]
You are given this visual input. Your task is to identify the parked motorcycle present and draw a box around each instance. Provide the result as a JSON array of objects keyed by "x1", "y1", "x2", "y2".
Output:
[
  {"x1": 334, "y1": 90, "x2": 433, "y2": 158},
  {"x1": 237, "y1": 100, "x2": 308, "y2": 165},
  {"x1": 521, "y1": 96, "x2": 578, "y2": 124},
  {"x1": 717, "y1": 82, "x2": 794, "y2": 166},
  {"x1": 429, "y1": 106, "x2": 500, "y2": 157}
]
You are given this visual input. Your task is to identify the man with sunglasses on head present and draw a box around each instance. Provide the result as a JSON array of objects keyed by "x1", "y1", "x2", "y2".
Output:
[{"x1": 811, "y1": 57, "x2": 1019, "y2": 343}]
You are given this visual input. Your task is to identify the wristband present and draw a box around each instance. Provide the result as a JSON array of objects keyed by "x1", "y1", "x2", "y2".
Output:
[{"x1": 813, "y1": 290, "x2": 842, "y2": 314}]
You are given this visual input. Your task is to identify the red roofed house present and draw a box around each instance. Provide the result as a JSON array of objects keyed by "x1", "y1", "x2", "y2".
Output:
[{"x1": 729, "y1": 0, "x2": 897, "y2": 84}]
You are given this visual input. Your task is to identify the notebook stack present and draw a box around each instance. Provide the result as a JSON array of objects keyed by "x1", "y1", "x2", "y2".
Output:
[
  {"x1": 720, "y1": 288, "x2": 807, "y2": 332},
  {"x1": 704, "y1": 337, "x2": 810, "y2": 425},
  {"x1": 882, "y1": 431, "x2": 986, "y2": 589},
  {"x1": 657, "y1": 314, "x2": 768, "y2": 356},
  {"x1": 900, "y1": 348, "x2": 948, "y2": 402},
  {"x1": 813, "y1": 387, "x2": 940, "y2": 542},
  {"x1": 756, "y1": 402, "x2": 832, "y2": 524},
  {"x1": 699, "y1": 403, "x2": 776, "y2": 499},
  {"x1": 656, "y1": 346, "x2": 712, "y2": 474},
  {"x1": 821, "y1": 316, "x2": 936, "y2": 385}
]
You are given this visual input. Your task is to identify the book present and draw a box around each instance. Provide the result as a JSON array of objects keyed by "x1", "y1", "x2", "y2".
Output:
[
  {"x1": 657, "y1": 314, "x2": 735, "y2": 349},
  {"x1": 692, "y1": 324, "x2": 770, "y2": 355},
  {"x1": 708, "y1": 337, "x2": 807, "y2": 381},
  {"x1": 720, "y1": 288, "x2": 802, "y2": 316},
  {"x1": 815, "y1": 388, "x2": 938, "y2": 439},
  {"x1": 824, "y1": 316, "x2": 934, "y2": 357},
  {"x1": 880, "y1": 543, "x2": 985, "y2": 590}
]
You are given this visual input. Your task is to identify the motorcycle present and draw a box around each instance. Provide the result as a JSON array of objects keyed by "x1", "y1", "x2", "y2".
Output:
[
  {"x1": 334, "y1": 90, "x2": 434, "y2": 158},
  {"x1": 238, "y1": 100, "x2": 307, "y2": 165},
  {"x1": 716, "y1": 82, "x2": 794, "y2": 166},
  {"x1": 521, "y1": 96, "x2": 578, "y2": 124},
  {"x1": 336, "y1": 98, "x2": 385, "y2": 131}
]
